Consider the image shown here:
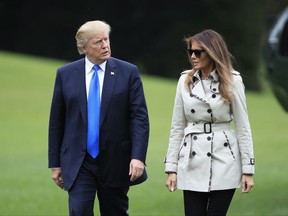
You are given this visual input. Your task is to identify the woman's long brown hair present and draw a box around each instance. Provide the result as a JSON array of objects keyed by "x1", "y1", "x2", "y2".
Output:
[{"x1": 184, "y1": 29, "x2": 235, "y2": 103}]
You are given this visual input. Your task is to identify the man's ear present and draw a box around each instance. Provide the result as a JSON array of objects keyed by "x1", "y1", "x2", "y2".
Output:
[{"x1": 81, "y1": 46, "x2": 87, "y2": 54}]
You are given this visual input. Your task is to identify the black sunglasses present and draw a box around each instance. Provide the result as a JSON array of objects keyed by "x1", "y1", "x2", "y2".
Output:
[{"x1": 187, "y1": 49, "x2": 205, "y2": 58}]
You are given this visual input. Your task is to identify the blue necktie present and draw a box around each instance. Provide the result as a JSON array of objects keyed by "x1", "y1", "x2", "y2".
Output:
[{"x1": 87, "y1": 65, "x2": 100, "y2": 158}]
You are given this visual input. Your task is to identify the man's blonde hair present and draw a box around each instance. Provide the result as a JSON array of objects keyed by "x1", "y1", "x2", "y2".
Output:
[{"x1": 75, "y1": 20, "x2": 111, "y2": 55}]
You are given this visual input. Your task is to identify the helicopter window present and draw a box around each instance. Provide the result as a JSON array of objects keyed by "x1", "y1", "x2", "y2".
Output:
[{"x1": 280, "y1": 20, "x2": 288, "y2": 57}]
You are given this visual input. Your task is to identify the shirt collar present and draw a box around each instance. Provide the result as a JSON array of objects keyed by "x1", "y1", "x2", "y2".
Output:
[
  {"x1": 210, "y1": 70, "x2": 219, "y2": 81},
  {"x1": 85, "y1": 56, "x2": 107, "y2": 74},
  {"x1": 193, "y1": 69, "x2": 219, "y2": 82}
]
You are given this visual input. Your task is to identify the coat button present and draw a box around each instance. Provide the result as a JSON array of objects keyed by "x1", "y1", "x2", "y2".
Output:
[
  {"x1": 193, "y1": 136, "x2": 197, "y2": 140},
  {"x1": 212, "y1": 94, "x2": 216, "y2": 98},
  {"x1": 213, "y1": 88, "x2": 217, "y2": 91},
  {"x1": 192, "y1": 151, "x2": 196, "y2": 156},
  {"x1": 184, "y1": 142, "x2": 187, "y2": 146},
  {"x1": 224, "y1": 142, "x2": 228, "y2": 147},
  {"x1": 207, "y1": 109, "x2": 212, "y2": 113},
  {"x1": 207, "y1": 136, "x2": 211, "y2": 141},
  {"x1": 207, "y1": 152, "x2": 212, "y2": 157},
  {"x1": 191, "y1": 109, "x2": 195, "y2": 113}
]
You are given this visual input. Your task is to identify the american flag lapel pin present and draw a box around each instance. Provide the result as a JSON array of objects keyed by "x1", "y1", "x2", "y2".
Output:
[{"x1": 110, "y1": 71, "x2": 115, "y2": 76}]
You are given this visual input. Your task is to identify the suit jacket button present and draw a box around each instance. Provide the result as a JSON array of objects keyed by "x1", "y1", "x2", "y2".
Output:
[{"x1": 207, "y1": 152, "x2": 212, "y2": 157}]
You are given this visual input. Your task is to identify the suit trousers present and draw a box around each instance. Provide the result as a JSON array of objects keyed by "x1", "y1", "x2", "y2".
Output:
[
  {"x1": 68, "y1": 154, "x2": 129, "y2": 216},
  {"x1": 183, "y1": 189, "x2": 236, "y2": 216}
]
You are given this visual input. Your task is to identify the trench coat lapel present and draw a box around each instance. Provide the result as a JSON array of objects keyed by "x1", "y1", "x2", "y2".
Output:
[
  {"x1": 191, "y1": 81, "x2": 208, "y2": 103},
  {"x1": 191, "y1": 71, "x2": 208, "y2": 103}
]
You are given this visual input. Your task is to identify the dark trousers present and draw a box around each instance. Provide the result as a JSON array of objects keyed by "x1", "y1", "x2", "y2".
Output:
[
  {"x1": 183, "y1": 189, "x2": 236, "y2": 216},
  {"x1": 68, "y1": 154, "x2": 129, "y2": 216}
]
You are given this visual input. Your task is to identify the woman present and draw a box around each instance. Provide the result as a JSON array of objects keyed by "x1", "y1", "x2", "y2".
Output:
[{"x1": 164, "y1": 29, "x2": 255, "y2": 216}]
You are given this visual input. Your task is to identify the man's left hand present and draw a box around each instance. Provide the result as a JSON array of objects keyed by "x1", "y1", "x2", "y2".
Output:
[{"x1": 129, "y1": 159, "x2": 144, "y2": 182}]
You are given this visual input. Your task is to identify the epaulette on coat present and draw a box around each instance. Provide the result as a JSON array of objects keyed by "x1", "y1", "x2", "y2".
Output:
[
  {"x1": 180, "y1": 70, "x2": 192, "y2": 76},
  {"x1": 232, "y1": 70, "x2": 240, "y2": 76}
]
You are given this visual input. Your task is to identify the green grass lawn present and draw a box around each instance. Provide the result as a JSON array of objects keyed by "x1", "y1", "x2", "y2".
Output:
[{"x1": 0, "y1": 51, "x2": 288, "y2": 216}]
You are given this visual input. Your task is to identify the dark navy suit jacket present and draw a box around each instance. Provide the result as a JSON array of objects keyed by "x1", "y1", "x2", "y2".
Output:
[{"x1": 48, "y1": 57, "x2": 149, "y2": 191}]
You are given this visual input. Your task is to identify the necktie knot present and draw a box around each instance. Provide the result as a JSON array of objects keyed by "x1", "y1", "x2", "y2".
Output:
[{"x1": 93, "y1": 65, "x2": 100, "y2": 72}]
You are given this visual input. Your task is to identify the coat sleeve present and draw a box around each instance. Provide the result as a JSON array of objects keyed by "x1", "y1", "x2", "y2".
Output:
[
  {"x1": 231, "y1": 73, "x2": 255, "y2": 174},
  {"x1": 164, "y1": 75, "x2": 187, "y2": 173},
  {"x1": 48, "y1": 70, "x2": 65, "y2": 168},
  {"x1": 129, "y1": 66, "x2": 150, "y2": 164}
]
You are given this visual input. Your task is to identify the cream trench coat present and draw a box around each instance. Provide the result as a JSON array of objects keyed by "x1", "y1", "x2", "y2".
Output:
[{"x1": 164, "y1": 70, "x2": 255, "y2": 192}]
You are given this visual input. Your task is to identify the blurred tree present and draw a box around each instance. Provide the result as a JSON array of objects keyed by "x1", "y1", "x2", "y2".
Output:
[
  {"x1": 264, "y1": 0, "x2": 288, "y2": 26},
  {"x1": 0, "y1": 0, "x2": 287, "y2": 91},
  {"x1": 203, "y1": 0, "x2": 265, "y2": 91},
  {"x1": 114, "y1": 0, "x2": 266, "y2": 91}
]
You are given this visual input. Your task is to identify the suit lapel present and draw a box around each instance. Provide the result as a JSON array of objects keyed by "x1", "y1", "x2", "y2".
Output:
[
  {"x1": 75, "y1": 59, "x2": 88, "y2": 126},
  {"x1": 100, "y1": 58, "x2": 117, "y2": 127}
]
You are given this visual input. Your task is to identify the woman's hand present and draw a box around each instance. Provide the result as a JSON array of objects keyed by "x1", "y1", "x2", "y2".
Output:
[
  {"x1": 242, "y1": 174, "x2": 254, "y2": 193},
  {"x1": 165, "y1": 173, "x2": 177, "y2": 192}
]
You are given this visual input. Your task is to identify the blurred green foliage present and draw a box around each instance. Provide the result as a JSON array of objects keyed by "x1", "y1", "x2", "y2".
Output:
[{"x1": 0, "y1": 51, "x2": 288, "y2": 215}]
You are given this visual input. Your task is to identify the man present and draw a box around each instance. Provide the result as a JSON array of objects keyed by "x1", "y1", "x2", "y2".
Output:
[{"x1": 48, "y1": 20, "x2": 149, "y2": 216}]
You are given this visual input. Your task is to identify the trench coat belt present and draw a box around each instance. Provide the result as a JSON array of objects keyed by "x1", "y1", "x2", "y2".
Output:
[
  {"x1": 184, "y1": 122, "x2": 231, "y2": 136},
  {"x1": 182, "y1": 122, "x2": 231, "y2": 169}
]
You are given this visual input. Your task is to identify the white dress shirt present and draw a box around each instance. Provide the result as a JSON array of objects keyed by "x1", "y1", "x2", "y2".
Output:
[{"x1": 85, "y1": 57, "x2": 106, "y2": 101}]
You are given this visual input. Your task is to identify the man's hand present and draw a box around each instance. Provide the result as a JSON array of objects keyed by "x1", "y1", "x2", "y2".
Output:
[
  {"x1": 129, "y1": 159, "x2": 144, "y2": 182},
  {"x1": 51, "y1": 168, "x2": 64, "y2": 189}
]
